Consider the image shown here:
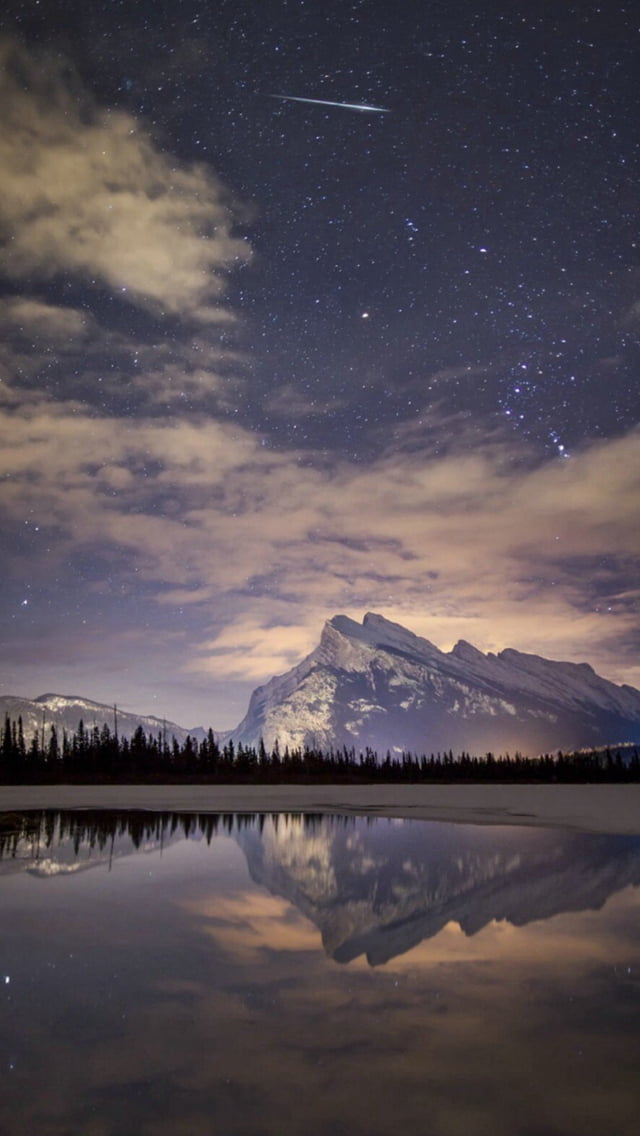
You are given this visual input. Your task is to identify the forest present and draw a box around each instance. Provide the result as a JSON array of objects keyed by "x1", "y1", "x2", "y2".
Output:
[{"x1": 1, "y1": 714, "x2": 639, "y2": 784}]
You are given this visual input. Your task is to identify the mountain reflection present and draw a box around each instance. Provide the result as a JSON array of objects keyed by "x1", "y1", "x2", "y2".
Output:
[
  {"x1": 236, "y1": 816, "x2": 640, "y2": 964},
  {"x1": 3, "y1": 810, "x2": 640, "y2": 965}
]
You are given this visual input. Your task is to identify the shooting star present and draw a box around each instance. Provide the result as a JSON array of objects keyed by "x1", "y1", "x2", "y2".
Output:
[{"x1": 270, "y1": 94, "x2": 390, "y2": 114}]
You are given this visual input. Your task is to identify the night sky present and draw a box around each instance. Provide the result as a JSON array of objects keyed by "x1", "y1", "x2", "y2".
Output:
[{"x1": 0, "y1": 0, "x2": 638, "y2": 729}]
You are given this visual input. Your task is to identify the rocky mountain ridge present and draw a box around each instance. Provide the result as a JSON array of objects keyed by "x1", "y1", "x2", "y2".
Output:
[
  {"x1": 3, "y1": 613, "x2": 639, "y2": 757},
  {"x1": 231, "y1": 612, "x2": 640, "y2": 756}
]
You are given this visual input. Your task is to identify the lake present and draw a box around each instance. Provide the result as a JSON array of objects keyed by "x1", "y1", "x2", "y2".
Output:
[{"x1": 1, "y1": 809, "x2": 639, "y2": 1135}]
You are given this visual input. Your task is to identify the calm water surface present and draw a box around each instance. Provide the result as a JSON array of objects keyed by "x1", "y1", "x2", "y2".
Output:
[{"x1": 1, "y1": 810, "x2": 639, "y2": 1135}]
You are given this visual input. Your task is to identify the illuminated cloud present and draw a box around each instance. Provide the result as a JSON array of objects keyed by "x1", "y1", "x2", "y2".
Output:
[
  {"x1": 0, "y1": 40, "x2": 250, "y2": 322},
  {"x1": 1, "y1": 384, "x2": 638, "y2": 691},
  {"x1": 0, "y1": 297, "x2": 93, "y2": 341}
]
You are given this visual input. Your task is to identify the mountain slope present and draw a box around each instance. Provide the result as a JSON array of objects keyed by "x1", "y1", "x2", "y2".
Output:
[
  {"x1": 232, "y1": 612, "x2": 640, "y2": 756},
  {"x1": 0, "y1": 692, "x2": 205, "y2": 745}
]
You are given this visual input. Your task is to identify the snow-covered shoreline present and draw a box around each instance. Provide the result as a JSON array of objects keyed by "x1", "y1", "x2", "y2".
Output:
[{"x1": 2, "y1": 783, "x2": 640, "y2": 834}]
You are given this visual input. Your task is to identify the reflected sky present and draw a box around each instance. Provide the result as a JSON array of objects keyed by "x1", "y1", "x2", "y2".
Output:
[{"x1": 1, "y1": 811, "x2": 639, "y2": 1135}]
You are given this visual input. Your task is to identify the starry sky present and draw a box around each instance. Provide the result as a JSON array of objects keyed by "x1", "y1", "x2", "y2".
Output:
[{"x1": 0, "y1": 0, "x2": 638, "y2": 729}]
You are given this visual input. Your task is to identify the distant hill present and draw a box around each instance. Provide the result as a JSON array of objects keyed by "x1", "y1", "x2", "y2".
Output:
[{"x1": 0, "y1": 692, "x2": 206, "y2": 746}]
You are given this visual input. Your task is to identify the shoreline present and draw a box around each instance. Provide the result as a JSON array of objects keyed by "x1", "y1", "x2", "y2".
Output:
[{"x1": 2, "y1": 783, "x2": 640, "y2": 834}]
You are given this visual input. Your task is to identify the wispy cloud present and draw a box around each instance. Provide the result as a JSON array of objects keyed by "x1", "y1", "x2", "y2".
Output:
[{"x1": 1, "y1": 387, "x2": 638, "y2": 687}]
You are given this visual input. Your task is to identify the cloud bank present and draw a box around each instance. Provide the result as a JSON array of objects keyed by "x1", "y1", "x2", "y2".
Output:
[
  {"x1": 2, "y1": 393, "x2": 638, "y2": 690},
  {"x1": 0, "y1": 39, "x2": 250, "y2": 322}
]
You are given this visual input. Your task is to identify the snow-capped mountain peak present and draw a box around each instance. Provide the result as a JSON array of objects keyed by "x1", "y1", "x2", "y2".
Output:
[
  {"x1": 4, "y1": 614, "x2": 639, "y2": 760},
  {"x1": 336, "y1": 612, "x2": 441, "y2": 657},
  {"x1": 232, "y1": 612, "x2": 640, "y2": 756}
]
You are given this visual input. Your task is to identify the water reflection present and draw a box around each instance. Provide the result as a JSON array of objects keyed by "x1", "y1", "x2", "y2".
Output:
[
  {"x1": 1, "y1": 810, "x2": 639, "y2": 1135},
  {"x1": 236, "y1": 815, "x2": 640, "y2": 964},
  {"x1": 3, "y1": 809, "x2": 640, "y2": 964}
]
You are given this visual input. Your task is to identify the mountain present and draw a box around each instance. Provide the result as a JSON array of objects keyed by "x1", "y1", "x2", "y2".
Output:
[
  {"x1": 0, "y1": 692, "x2": 206, "y2": 745},
  {"x1": 232, "y1": 612, "x2": 640, "y2": 756},
  {"x1": 4, "y1": 613, "x2": 640, "y2": 757},
  {"x1": 237, "y1": 815, "x2": 640, "y2": 966}
]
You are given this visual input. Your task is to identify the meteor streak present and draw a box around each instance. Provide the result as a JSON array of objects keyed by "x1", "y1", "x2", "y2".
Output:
[{"x1": 270, "y1": 94, "x2": 390, "y2": 114}]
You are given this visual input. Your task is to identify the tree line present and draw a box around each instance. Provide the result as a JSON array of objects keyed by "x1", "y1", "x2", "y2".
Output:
[
  {"x1": 0, "y1": 808, "x2": 322, "y2": 862},
  {"x1": 1, "y1": 714, "x2": 639, "y2": 783}
]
